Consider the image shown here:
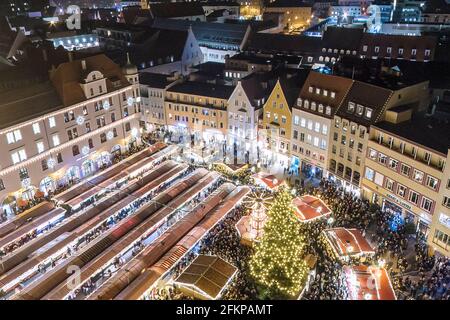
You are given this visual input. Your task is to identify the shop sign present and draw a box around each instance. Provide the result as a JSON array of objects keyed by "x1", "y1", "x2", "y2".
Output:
[
  {"x1": 439, "y1": 213, "x2": 450, "y2": 229},
  {"x1": 386, "y1": 193, "x2": 412, "y2": 211}
]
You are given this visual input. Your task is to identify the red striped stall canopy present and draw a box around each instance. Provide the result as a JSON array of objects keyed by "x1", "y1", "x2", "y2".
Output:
[
  {"x1": 322, "y1": 227, "x2": 375, "y2": 259},
  {"x1": 251, "y1": 172, "x2": 286, "y2": 191},
  {"x1": 343, "y1": 265, "x2": 397, "y2": 300},
  {"x1": 292, "y1": 195, "x2": 331, "y2": 222}
]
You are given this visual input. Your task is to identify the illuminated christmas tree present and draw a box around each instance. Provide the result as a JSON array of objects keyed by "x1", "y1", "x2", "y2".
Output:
[{"x1": 250, "y1": 189, "x2": 309, "y2": 298}]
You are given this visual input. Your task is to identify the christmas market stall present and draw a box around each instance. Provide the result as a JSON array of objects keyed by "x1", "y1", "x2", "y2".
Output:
[
  {"x1": 292, "y1": 195, "x2": 331, "y2": 223},
  {"x1": 251, "y1": 172, "x2": 286, "y2": 191},
  {"x1": 173, "y1": 255, "x2": 237, "y2": 300},
  {"x1": 343, "y1": 265, "x2": 397, "y2": 300},
  {"x1": 321, "y1": 227, "x2": 375, "y2": 262}
]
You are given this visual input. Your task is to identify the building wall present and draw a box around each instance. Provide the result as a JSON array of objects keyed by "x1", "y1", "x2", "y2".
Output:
[
  {"x1": 227, "y1": 82, "x2": 263, "y2": 162},
  {"x1": 164, "y1": 92, "x2": 228, "y2": 141},
  {"x1": 361, "y1": 129, "x2": 445, "y2": 235},
  {"x1": 428, "y1": 151, "x2": 450, "y2": 256},
  {"x1": 0, "y1": 82, "x2": 141, "y2": 211},
  {"x1": 291, "y1": 108, "x2": 331, "y2": 179},
  {"x1": 261, "y1": 80, "x2": 292, "y2": 164}
]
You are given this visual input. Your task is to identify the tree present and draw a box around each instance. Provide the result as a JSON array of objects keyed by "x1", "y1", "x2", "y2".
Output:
[{"x1": 250, "y1": 190, "x2": 309, "y2": 298}]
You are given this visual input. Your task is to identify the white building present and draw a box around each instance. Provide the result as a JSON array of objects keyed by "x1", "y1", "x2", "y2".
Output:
[
  {"x1": 291, "y1": 71, "x2": 354, "y2": 181},
  {"x1": 0, "y1": 54, "x2": 141, "y2": 214},
  {"x1": 227, "y1": 73, "x2": 270, "y2": 163}
]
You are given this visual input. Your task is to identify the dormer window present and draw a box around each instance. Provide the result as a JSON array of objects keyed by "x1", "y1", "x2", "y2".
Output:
[
  {"x1": 365, "y1": 108, "x2": 373, "y2": 119},
  {"x1": 326, "y1": 106, "x2": 331, "y2": 115},
  {"x1": 308, "y1": 86, "x2": 313, "y2": 93},
  {"x1": 356, "y1": 104, "x2": 364, "y2": 116},
  {"x1": 330, "y1": 91, "x2": 336, "y2": 99},
  {"x1": 297, "y1": 98, "x2": 302, "y2": 107},
  {"x1": 348, "y1": 102, "x2": 355, "y2": 113},
  {"x1": 315, "y1": 88, "x2": 320, "y2": 95}
]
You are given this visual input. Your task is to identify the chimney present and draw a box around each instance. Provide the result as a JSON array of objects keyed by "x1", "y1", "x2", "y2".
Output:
[{"x1": 81, "y1": 59, "x2": 86, "y2": 70}]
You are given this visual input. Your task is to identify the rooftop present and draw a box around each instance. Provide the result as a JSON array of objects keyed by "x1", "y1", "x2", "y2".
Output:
[
  {"x1": 149, "y1": 2, "x2": 205, "y2": 18},
  {"x1": 266, "y1": 0, "x2": 313, "y2": 8},
  {"x1": 174, "y1": 255, "x2": 237, "y2": 300},
  {"x1": 0, "y1": 81, "x2": 62, "y2": 130},
  {"x1": 51, "y1": 54, "x2": 130, "y2": 106},
  {"x1": 374, "y1": 113, "x2": 450, "y2": 155},
  {"x1": 138, "y1": 72, "x2": 177, "y2": 89},
  {"x1": 167, "y1": 81, "x2": 235, "y2": 100},
  {"x1": 245, "y1": 33, "x2": 322, "y2": 54}
]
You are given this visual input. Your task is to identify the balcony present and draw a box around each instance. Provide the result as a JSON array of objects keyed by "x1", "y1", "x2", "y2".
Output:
[{"x1": 371, "y1": 138, "x2": 445, "y2": 173}]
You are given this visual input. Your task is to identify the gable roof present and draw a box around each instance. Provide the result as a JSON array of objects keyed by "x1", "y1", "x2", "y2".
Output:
[
  {"x1": 337, "y1": 80, "x2": 393, "y2": 126},
  {"x1": 50, "y1": 54, "x2": 130, "y2": 106},
  {"x1": 297, "y1": 71, "x2": 354, "y2": 118}
]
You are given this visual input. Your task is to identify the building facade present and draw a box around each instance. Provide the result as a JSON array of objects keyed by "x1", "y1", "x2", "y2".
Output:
[
  {"x1": 0, "y1": 54, "x2": 141, "y2": 214},
  {"x1": 291, "y1": 72, "x2": 354, "y2": 181}
]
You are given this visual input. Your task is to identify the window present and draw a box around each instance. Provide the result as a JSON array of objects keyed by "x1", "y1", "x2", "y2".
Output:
[
  {"x1": 365, "y1": 167, "x2": 375, "y2": 181},
  {"x1": 443, "y1": 196, "x2": 450, "y2": 209},
  {"x1": 307, "y1": 120, "x2": 313, "y2": 130},
  {"x1": 400, "y1": 164, "x2": 410, "y2": 176},
  {"x1": 421, "y1": 197, "x2": 433, "y2": 212},
  {"x1": 314, "y1": 122, "x2": 320, "y2": 133},
  {"x1": 300, "y1": 118, "x2": 306, "y2": 127},
  {"x1": 321, "y1": 139, "x2": 326, "y2": 150},
  {"x1": 85, "y1": 122, "x2": 91, "y2": 133},
  {"x1": 72, "y1": 145, "x2": 80, "y2": 156},
  {"x1": 100, "y1": 133, "x2": 107, "y2": 143},
  {"x1": 308, "y1": 86, "x2": 313, "y2": 93},
  {"x1": 32, "y1": 123, "x2": 41, "y2": 134},
  {"x1": 48, "y1": 117, "x2": 56, "y2": 128},
  {"x1": 293, "y1": 130, "x2": 298, "y2": 139},
  {"x1": 426, "y1": 175, "x2": 439, "y2": 190},
  {"x1": 125, "y1": 122, "x2": 131, "y2": 132},
  {"x1": 388, "y1": 158, "x2": 398, "y2": 170},
  {"x1": 347, "y1": 102, "x2": 355, "y2": 113},
  {"x1": 374, "y1": 46, "x2": 380, "y2": 53},
  {"x1": 83, "y1": 106, "x2": 88, "y2": 115},
  {"x1": 0, "y1": 179, "x2": 4, "y2": 191},
  {"x1": 408, "y1": 190, "x2": 420, "y2": 205},
  {"x1": 57, "y1": 152, "x2": 63, "y2": 163},
  {"x1": 369, "y1": 148, "x2": 377, "y2": 160},
  {"x1": 356, "y1": 105, "x2": 364, "y2": 116},
  {"x1": 378, "y1": 153, "x2": 387, "y2": 165},
  {"x1": 385, "y1": 178, "x2": 395, "y2": 191},
  {"x1": 294, "y1": 116, "x2": 299, "y2": 125},
  {"x1": 6, "y1": 130, "x2": 22, "y2": 144},
  {"x1": 19, "y1": 168, "x2": 29, "y2": 181},
  {"x1": 365, "y1": 108, "x2": 373, "y2": 119},
  {"x1": 330, "y1": 92, "x2": 335, "y2": 99},
  {"x1": 397, "y1": 184, "x2": 407, "y2": 198},
  {"x1": 52, "y1": 134, "x2": 60, "y2": 147},
  {"x1": 11, "y1": 149, "x2": 27, "y2": 164},
  {"x1": 322, "y1": 124, "x2": 328, "y2": 135},
  {"x1": 413, "y1": 169, "x2": 424, "y2": 183},
  {"x1": 88, "y1": 138, "x2": 94, "y2": 149},
  {"x1": 36, "y1": 141, "x2": 45, "y2": 154},
  {"x1": 313, "y1": 137, "x2": 319, "y2": 147}
]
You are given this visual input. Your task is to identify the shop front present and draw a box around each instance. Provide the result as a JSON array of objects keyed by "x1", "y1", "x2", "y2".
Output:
[{"x1": 383, "y1": 193, "x2": 430, "y2": 236}]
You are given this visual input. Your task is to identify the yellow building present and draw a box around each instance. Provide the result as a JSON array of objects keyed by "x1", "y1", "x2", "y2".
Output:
[
  {"x1": 164, "y1": 81, "x2": 234, "y2": 144},
  {"x1": 360, "y1": 108, "x2": 450, "y2": 256},
  {"x1": 261, "y1": 70, "x2": 309, "y2": 167}
]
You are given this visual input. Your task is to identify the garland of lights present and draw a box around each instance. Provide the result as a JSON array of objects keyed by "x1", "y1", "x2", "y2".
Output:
[{"x1": 250, "y1": 189, "x2": 309, "y2": 297}]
